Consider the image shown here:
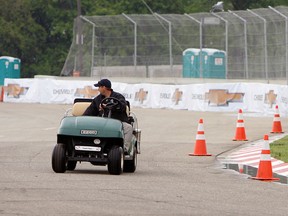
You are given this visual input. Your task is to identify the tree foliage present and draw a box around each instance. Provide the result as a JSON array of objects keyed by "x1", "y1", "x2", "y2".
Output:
[{"x1": 0, "y1": 0, "x2": 287, "y2": 77}]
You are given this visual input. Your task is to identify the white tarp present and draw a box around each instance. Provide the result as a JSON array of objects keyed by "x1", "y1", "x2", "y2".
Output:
[{"x1": 3, "y1": 78, "x2": 288, "y2": 117}]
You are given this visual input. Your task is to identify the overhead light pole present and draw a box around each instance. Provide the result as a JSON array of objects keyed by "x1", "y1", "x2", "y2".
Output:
[{"x1": 75, "y1": 0, "x2": 83, "y2": 76}]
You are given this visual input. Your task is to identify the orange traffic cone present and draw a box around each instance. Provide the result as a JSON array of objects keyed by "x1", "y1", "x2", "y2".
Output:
[
  {"x1": 271, "y1": 105, "x2": 283, "y2": 133},
  {"x1": 233, "y1": 109, "x2": 248, "y2": 141},
  {"x1": 189, "y1": 118, "x2": 212, "y2": 156},
  {"x1": 251, "y1": 135, "x2": 279, "y2": 181},
  {"x1": 0, "y1": 86, "x2": 4, "y2": 102}
]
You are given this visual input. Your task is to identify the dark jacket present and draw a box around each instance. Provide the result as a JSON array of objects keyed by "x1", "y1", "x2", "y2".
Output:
[{"x1": 83, "y1": 91, "x2": 129, "y2": 123}]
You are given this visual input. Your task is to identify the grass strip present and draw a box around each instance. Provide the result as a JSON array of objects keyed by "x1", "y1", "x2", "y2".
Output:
[{"x1": 270, "y1": 135, "x2": 288, "y2": 163}]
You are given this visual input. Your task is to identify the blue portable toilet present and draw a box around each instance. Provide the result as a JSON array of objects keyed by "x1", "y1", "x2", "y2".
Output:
[
  {"x1": 201, "y1": 49, "x2": 226, "y2": 79},
  {"x1": 182, "y1": 48, "x2": 200, "y2": 78},
  {"x1": 0, "y1": 56, "x2": 21, "y2": 85}
]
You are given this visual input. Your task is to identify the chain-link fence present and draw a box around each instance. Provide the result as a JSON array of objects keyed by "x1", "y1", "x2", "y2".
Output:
[{"x1": 60, "y1": 6, "x2": 288, "y2": 82}]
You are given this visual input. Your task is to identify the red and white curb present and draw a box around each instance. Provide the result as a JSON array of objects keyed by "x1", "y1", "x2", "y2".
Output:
[{"x1": 220, "y1": 134, "x2": 288, "y2": 177}]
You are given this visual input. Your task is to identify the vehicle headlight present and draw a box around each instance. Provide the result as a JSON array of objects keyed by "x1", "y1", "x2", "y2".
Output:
[{"x1": 93, "y1": 139, "x2": 101, "y2": 145}]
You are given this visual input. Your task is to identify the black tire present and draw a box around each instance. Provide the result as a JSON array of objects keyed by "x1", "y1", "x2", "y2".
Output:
[
  {"x1": 123, "y1": 146, "x2": 137, "y2": 173},
  {"x1": 52, "y1": 143, "x2": 67, "y2": 173},
  {"x1": 107, "y1": 146, "x2": 123, "y2": 175},
  {"x1": 67, "y1": 161, "x2": 77, "y2": 171}
]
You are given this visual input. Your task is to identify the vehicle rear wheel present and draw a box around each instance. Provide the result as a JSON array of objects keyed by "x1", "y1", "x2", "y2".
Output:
[
  {"x1": 107, "y1": 146, "x2": 123, "y2": 175},
  {"x1": 123, "y1": 146, "x2": 137, "y2": 173},
  {"x1": 52, "y1": 143, "x2": 67, "y2": 173},
  {"x1": 67, "y1": 161, "x2": 77, "y2": 171}
]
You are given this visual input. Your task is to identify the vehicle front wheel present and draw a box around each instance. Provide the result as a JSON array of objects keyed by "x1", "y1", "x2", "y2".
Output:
[
  {"x1": 107, "y1": 146, "x2": 123, "y2": 175},
  {"x1": 51, "y1": 143, "x2": 67, "y2": 173}
]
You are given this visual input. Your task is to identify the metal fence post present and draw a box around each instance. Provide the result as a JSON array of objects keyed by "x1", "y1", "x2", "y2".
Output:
[
  {"x1": 154, "y1": 13, "x2": 173, "y2": 74},
  {"x1": 184, "y1": 14, "x2": 203, "y2": 78},
  {"x1": 268, "y1": 6, "x2": 288, "y2": 85},
  {"x1": 212, "y1": 13, "x2": 229, "y2": 79},
  {"x1": 122, "y1": 13, "x2": 137, "y2": 74},
  {"x1": 80, "y1": 16, "x2": 96, "y2": 77},
  {"x1": 228, "y1": 10, "x2": 249, "y2": 79},
  {"x1": 247, "y1": 9, "x2": 268, "y2": 82}
]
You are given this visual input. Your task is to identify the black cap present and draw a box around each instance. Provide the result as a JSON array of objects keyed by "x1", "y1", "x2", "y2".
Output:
[{"x1": 94, "y1": 79, "x2": 112, "y2": 89}]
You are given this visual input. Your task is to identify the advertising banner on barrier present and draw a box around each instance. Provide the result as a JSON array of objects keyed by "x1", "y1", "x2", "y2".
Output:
[
  {"x1": 3, "y1": 78, "x2": 288, "y2": 117},
  {"x1": 2, "y1": 78, "x2": 36, "y2": 103}
]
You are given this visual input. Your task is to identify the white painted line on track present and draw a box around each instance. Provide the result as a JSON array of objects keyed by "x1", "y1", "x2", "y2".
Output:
[{"x1": 43, "y1": 127, "x2": 57, "y2": 131}]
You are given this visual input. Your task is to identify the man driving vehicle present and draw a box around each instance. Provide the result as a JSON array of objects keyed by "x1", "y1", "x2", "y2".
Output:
[{"x1": 83, "y1": 79, "x2": 133, "y2": 154}]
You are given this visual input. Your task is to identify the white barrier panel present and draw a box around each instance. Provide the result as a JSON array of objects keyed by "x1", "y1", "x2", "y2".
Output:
[{"x1": 3, "y1": 78, "x2": 288, "y2": 117}]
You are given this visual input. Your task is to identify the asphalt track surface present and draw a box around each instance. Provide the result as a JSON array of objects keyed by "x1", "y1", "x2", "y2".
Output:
[{"x1": 0, "y1": 103, "x2": 288, "y2": 216}]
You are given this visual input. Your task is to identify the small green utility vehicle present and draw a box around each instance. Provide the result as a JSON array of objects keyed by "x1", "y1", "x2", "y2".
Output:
[{"x1": 51, "y1": 97, "x2": 141, "y2": 175}]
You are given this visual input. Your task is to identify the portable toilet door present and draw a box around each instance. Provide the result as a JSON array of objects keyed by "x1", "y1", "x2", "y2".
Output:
[
  {"x1": 0, "y1": 57, "x2": 9, "y2": 85},
  {"x1": 210, "y1": 49, "x2": 226, "y2": 78},
  {"x1": 0, "y1": 56, "x2": 21, "y2": 85},
  {"x1": 10, "y1": 57, "x2": 21, "y2": 78},
  {"x1": 201, "y1": 49, "x2": 226, "y2": 79},
  {"x1": 182, "y1": 48, "x2": 200, "y2": 78},
  {"x1": 200, "y1": 49, "x2": 210, "y2": 78}
]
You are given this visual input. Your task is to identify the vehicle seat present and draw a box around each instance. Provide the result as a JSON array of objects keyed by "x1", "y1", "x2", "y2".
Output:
[{"x1": 72, "y1": 102, "x2": 91, "y2": 116}]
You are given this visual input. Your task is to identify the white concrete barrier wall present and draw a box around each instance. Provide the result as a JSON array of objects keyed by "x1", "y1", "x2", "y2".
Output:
[{"x1": 3, "y1": 78, "x2": 288, "y2": 117}]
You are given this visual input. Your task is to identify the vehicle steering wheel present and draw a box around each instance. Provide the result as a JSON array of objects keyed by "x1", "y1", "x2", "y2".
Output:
[{"x1": 100, "y1": 97, "x2": 121, "y2": 111}]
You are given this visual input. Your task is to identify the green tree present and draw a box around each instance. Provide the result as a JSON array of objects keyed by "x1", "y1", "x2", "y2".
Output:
[
  {"x1": 0, "y1": 0, "x2": 47, "y2": 77},
  {"x1": 1, "y1": 0, "x2": 288, "y2": 77},
  {"x1": 29, "y1": 0, "x2": 77, "y2": 76},
  {"x1": 228, "y1": 0, "x2": 288, "y2": 10},
  {"x1": 0, "y1": 0, "x2": 78, "y2": 77}
]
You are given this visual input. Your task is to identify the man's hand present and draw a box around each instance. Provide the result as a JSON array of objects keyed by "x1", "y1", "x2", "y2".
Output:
[{"x1": 99, "y1": 103, "x2": 106, "y2": 111}]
